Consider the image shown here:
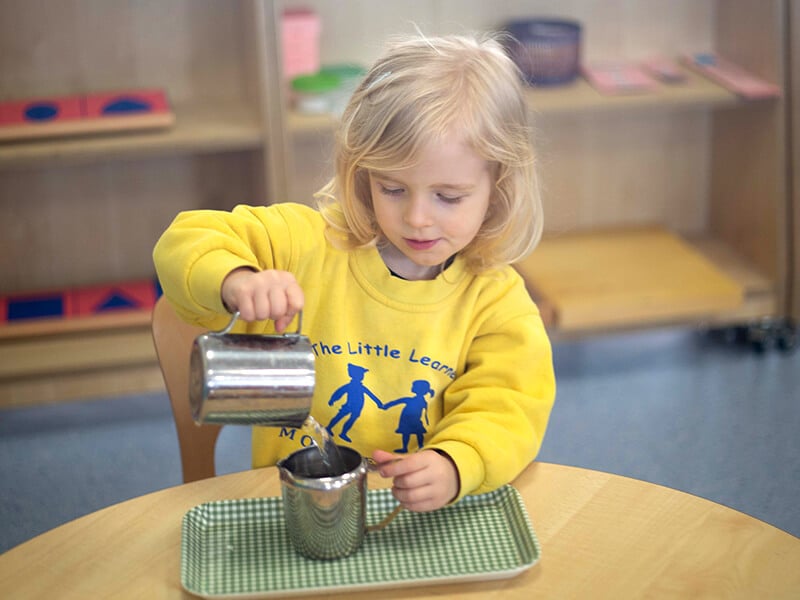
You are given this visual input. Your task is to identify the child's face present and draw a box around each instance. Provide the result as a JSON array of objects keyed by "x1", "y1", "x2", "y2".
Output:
[{"x1": 369, "y1": 135, "x2": 491, "y2": 279}]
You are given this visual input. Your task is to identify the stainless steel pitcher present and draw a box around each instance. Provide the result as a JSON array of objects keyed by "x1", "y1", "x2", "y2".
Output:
[{"x1": 189, "y1": 311, "x2": 314, "y2": 427}]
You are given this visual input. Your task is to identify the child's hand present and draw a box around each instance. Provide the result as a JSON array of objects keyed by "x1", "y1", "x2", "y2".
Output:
[
  {"x1": 221, "y1": 267, "x2": 304, "y2": 332},
  {"x1": 372, "y1": 448, "x2": 459, "y2": 512}
]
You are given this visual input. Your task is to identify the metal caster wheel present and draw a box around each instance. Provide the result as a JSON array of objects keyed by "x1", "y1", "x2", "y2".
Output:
[
  {"x1": 704, "y1": 319, "x2": 797, "y2": 354},
  {"x1": 776, "y1": 322, "x2": 797, "y2": 353}
]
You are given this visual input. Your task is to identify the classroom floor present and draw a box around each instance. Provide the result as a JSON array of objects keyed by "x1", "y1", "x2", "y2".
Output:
[{"x1": 1, "y1": 326, "x2": 798, "y2": 553}]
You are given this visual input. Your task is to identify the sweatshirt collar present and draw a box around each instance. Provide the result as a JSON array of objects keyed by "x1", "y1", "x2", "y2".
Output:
[{"x1": 350, "y1": 246, "x2": 470, "y2": 306}]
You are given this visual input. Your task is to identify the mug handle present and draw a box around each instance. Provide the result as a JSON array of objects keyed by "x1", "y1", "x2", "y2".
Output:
[
  {"x1": 365, "y1": 457, "x2": 404, "y2": 532},
  {"x1": 214, "y1": 310, "x2": 304, "y2": 336},
  {"x1": 366, "y1": 504, "x2": 404, "y2": 533}
]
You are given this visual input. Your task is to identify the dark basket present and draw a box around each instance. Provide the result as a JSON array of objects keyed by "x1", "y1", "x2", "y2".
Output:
[{"x1": 504, "y1": 19, "x2": 582, "y2": 86}]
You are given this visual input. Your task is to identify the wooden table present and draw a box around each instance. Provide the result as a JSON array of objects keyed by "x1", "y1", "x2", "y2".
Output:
[{"x1": 1, "y1": 462, "x2": 798, "y2": 599}]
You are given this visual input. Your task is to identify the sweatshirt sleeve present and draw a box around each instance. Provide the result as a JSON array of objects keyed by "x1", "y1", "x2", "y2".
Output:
[
  {"x1": 152, "y1": 203, "x2": 314, "y2": 326},
  {"x1": 425, "y1": 286, "x2": 556, "y2": 500}
]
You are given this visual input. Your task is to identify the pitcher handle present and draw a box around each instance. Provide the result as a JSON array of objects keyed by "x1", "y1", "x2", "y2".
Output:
[
  {"x1": 215, "y1": 311, "x2": 240, "y2": 335},
  {"x1": 214, "y1": 310, "x2": 303, "y2": 336}
]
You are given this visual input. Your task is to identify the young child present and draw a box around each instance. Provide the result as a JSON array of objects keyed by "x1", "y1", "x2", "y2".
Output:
[{"x1": 153, "y1": 32, "x2": 555, "y2": 512}]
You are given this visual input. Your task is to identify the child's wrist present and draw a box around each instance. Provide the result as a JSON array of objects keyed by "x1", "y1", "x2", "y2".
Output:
[{"x1": 430, "y1": 448, "x2": 461, "y2": 503}]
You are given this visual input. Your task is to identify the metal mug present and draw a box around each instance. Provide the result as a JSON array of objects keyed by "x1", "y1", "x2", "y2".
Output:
[
  {"x1": 277, "y1": 445, "x2": 402, "y2": 560},
  {"x1": 189, "y1": 311, "x2": 314, "y2": 427}
]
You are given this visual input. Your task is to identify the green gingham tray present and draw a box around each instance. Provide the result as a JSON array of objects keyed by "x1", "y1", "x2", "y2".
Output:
[{"x1": 181, "y1": 484, "x2": 540, "y2": 599}]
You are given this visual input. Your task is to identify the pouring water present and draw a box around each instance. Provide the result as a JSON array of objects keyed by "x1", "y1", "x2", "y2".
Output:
[{"x1": 302, "y1": 415, "x2": 347, "y2": 475}]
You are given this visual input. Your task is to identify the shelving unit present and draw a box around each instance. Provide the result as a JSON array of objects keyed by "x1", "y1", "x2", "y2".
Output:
[
  {"x1": 0, "y1": 0, "x2": 285, "y2": 407},
  {"x1": 0, "y1": 0, "x2": 794, "y2": 406},
  {"x1": 511, "y1": 62, "x2": 783, "y2": 335},
  {"x1": 790, "y1": 0, "x2": 800, "y2": 325},
  {"x1": 280, "y1": 0, "x2": 792, "y2": 341}
]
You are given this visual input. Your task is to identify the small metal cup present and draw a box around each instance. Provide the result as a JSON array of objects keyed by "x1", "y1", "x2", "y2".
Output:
[
  {"x1": 189, "y1": 311, "x2": 314, "y2": 427},
  {"x1": 277, "y1": 446, "x2": 402, "y2": 560}
]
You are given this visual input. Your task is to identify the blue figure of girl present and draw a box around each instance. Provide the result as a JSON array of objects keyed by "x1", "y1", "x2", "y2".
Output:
[{"x1": 382, "y1": 380, "x2": 434, "y2": 453}]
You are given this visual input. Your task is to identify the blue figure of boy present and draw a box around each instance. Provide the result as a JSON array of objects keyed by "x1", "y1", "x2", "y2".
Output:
[
  {"x1": 382, "y1": 380, "x2": 434, "y2": 453},
  {"x1": 326, "y1": 363, "x2": 383, "y2": 442}
]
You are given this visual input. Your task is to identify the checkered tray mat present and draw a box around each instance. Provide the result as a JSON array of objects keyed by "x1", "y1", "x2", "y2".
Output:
[{"x1": 181, "y1": 485, "x2": 540, "y2": 598}]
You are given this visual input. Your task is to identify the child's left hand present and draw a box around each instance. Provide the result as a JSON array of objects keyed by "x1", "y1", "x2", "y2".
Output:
[{"x1": 372, "y1": 449, "x2": 459, "y2": 512}]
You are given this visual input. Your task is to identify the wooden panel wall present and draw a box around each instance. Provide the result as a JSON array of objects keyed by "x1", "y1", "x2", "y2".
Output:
[
  {"x1": 0, "y1": 0, "x2": 252, "y2": 105},
  {"x1": 295, "y1": 0, "x2": 714, "y2": 66},
  {"x1": 285, "y1": 0, "x2": 717, "y2": 235},
  {"x1": 0, "y1": 153, "x2": 257, "y2": 293},
  {"x1": 710, "y1": 0, "x2": 788, "y2": 284}
]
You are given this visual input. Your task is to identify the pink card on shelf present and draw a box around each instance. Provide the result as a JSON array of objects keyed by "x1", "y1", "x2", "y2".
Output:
[
  {"x1": 682, "y1": 53, "x2": 780, "y2": 99},
  {"x1": 582, "y1": 63, "x2": 658, "y2": 94},
  {"x1": 641, "y1": 57, "x2": 687, "y2": 84}
]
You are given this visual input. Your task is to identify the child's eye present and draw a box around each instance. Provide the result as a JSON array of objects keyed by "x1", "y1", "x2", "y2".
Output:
[
  {"x1": 437, "y1": 193, "x2": 463, "y2": 204},
  {"x1": 379, "y1": 184, "x2": 404, "y2": 196}
]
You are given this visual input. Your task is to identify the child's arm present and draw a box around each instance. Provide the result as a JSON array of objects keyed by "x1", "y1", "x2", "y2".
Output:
[
  {"x1": 221, "y1": 267, "x2": 303, "y2": 332},
  {"x1": 153, "y1": 203, "x2": 320, "y2": 328},
  {"x1": 425, "y1": 293, "x2": 555, "y2": 501}
]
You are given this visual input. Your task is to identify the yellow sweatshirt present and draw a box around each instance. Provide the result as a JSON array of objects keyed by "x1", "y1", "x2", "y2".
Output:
[{"x1": 153, "y1": 202, "x2": 555, "y2": 500}]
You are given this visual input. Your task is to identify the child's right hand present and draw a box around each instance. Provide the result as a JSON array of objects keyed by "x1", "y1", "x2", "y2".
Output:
[{"x1": 221, "y1": 267, "x2": 304, "y2": 332}]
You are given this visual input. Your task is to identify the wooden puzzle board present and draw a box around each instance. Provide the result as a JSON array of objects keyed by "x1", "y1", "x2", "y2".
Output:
[{"x1": 0, "y1": 89, "x2": 174, "y2": 142}]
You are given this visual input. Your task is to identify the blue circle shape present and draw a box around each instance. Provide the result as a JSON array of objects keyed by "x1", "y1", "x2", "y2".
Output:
[
  {"x1": 102, "y1": 98, "x2": 151, "y2": 114},
  {"x1": 25, "y1": 103, "x2": 59, "y2": 121}
]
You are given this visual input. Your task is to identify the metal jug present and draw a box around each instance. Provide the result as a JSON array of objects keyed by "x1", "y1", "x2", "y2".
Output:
[
  {"x1": 189, "y1": 311, "x2": 314, "y2": 427},
  {"x1": 277, "y1": 445, "x2": 402, "y2": 560}
]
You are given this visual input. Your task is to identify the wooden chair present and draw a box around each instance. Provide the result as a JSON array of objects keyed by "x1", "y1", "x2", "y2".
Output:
[{"x1": 151, "y1": 295, "x2": 222, "y2": 483}]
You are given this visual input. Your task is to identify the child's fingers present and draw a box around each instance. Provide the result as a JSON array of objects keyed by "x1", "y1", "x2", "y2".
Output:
[
  {"x1": 391, "y1": 485, "x2": 443, "y2": 512},
  {"x1": 285, "y1": 281, "x2": 305, "y2": 314},
  {"x1": 372, "y1": 450, "x2": 405, "y2": 476},
  {"x1": 234, "y1": 296, "x2": 256, "y2": 321},
  {"x1": 274, "y1": 312, "x2": 300, "y2": 333},
  {"x1": 385, "y1": 450, "x2": 459, "y2": 511}
]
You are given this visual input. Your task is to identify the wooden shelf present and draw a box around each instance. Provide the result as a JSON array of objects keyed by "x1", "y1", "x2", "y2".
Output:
[
  {"x1": 0, "y1": 309, "x2": 153, "y2": 340},
  {"x1": 0, "y1": 103, "x2": 263, "y2": 169},
  {"x1": 513, "y1": 227, "x2": 773, "y2": 336},
  {"x1": 524, "y1": 68, "x2": 741, "y2": 115},
  {"x1": 287, "y1": 68, "x2": 742, "y2": 135},
  {"x1": 0, "y1": 309, "x2": 163, "y2": 408}
]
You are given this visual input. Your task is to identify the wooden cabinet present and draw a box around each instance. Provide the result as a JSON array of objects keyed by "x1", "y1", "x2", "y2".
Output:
[
  {"x1": 279, "y1": 0, "x2": 793, "y2": 338},
  {"x1": 0, "y1": 0, "x2": 794, "y2": 406},
  {"x1": 0, "y1": 0, "x2": 285, "y2": 405}
]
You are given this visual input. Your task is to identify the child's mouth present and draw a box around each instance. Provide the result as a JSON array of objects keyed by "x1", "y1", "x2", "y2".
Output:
[{"x1": 404, "y1": 238, "x2": 438, "y2": 251}]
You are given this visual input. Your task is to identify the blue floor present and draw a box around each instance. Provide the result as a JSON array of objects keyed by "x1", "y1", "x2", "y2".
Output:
[{"x1": 1, "y1": 327, "x2": 798, "y2": 553}]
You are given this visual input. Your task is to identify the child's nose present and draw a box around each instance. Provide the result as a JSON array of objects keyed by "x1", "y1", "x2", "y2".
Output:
[{"x1": 404, "y1": 197, "x2": 432, "y2": 228}]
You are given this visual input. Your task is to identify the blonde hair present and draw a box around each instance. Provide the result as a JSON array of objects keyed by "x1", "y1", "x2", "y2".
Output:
[{"x1": 315, "y1": 32, "x2": 543, "y2": 273}]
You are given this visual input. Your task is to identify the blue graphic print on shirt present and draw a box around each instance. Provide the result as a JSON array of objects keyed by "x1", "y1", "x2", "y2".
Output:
[
  {"x1": 326, "y1": 363, "x2": 383, "y2": 442},
  {"x1": 381, "y1": 380, "x2": 434, "y2": 453},
  {"x1": 324, "y1": 363, "x2": 434, "y2": 452}
]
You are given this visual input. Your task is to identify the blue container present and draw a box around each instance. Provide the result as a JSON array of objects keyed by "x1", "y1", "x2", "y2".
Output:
[{"x1": 504, "y1": 19, "x2": 582, "y2": 86}]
